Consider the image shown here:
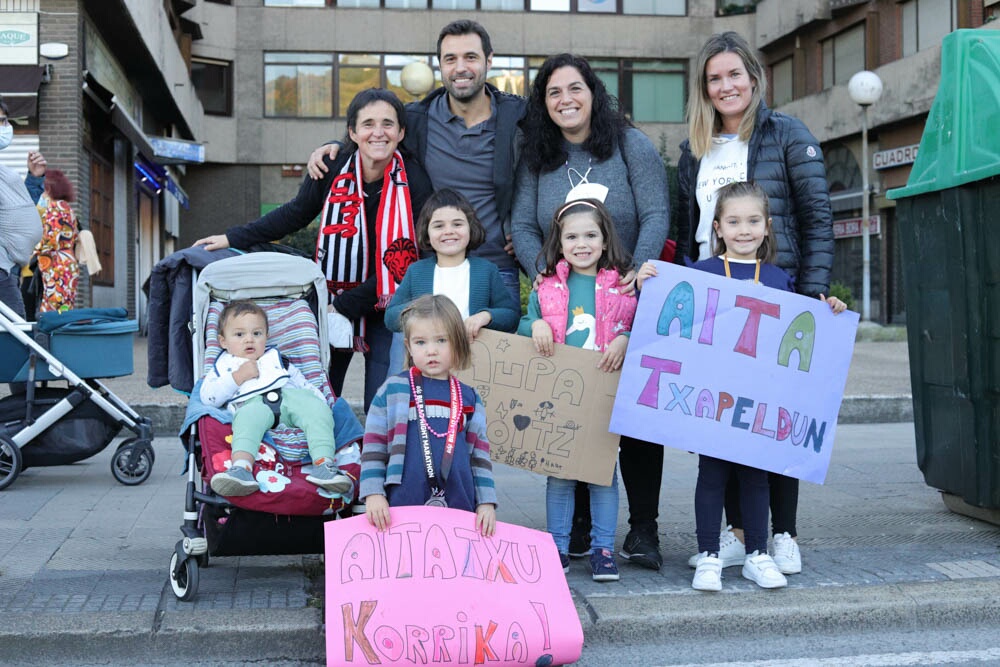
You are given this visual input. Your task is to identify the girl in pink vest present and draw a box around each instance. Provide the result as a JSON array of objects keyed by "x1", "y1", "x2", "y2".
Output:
[{"x1": 517, "y1": 198, "x2": 656, "y2": 582}]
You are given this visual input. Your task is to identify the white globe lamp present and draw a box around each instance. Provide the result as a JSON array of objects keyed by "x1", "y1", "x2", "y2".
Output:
[
  {"x1": 400, "y1": 62, "x2": 435, "y2": 97},
  {"x1": 848, "y1": 70, "x2": 883, "y2": 107}
]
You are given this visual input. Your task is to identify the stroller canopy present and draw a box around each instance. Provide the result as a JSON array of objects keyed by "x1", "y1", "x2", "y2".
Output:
[{"x1": 193, "y1": 253, "x2": 330, "y2": 373}]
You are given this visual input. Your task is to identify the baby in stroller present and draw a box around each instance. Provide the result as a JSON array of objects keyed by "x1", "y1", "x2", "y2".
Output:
[{"x1": 200, "y1": 299, "x2": 352, "y2": 497}]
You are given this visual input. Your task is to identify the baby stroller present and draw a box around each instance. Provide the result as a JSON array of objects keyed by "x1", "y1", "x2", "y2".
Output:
[
  {"x1": 0, "y1": 301, "x2": 155, "y2": 490},
  {"x1": 168, "y1": 253, "x2": 364, "y2": 601}
]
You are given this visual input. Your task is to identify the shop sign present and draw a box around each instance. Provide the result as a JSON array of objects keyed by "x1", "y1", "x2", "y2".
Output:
[
  {"x1": 0, "y1": 13, "x2": 38, "y2": 65},
  {"x1": 873, "y1": 144, "x2": 919, "y2": 171},
  {"x1": 833, "y1": 216, "x2": 881, "y2": 239}
]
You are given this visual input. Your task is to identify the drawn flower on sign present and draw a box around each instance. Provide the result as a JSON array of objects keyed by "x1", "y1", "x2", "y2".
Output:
[{"x1": 256, "y1": 469, "x2": 289, "y2": 493}]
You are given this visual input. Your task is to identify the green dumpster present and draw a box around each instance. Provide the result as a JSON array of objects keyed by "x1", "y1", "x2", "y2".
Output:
[{"x1": 887, "y1": 29, "x2": 1000, "y2": 512}]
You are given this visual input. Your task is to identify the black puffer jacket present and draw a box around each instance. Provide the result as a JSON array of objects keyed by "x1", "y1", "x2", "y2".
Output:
[{"x1": 675, "y1": 104, "x2": 834, "y2": 297}]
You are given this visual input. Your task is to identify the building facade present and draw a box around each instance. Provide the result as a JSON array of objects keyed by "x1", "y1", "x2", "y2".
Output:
[
  {"x1": 756, "y1": 0, "x2": 996, "y2": 323},
  {"x1": 178, "y1": 0, "x2": 755, "y2": 246},
  {"x1": 0, "y1": 0, "x2": 203, "y2": 325},
  {"x1": 5, "y1": 0, "x2": 995, "y2": 327}
]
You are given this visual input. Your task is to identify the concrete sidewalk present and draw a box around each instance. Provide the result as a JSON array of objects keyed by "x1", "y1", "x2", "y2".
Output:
[
  {"x1": 8, "y1": 334, "x2": 996, "y2": 666},
  {"x1": 3, "y1": 421, "x2": 1000, "y2": 665}
]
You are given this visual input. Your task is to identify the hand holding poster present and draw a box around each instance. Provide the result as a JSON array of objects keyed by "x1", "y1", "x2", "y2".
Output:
[
  {"x1": 610, "y1": 261, "x2": 858, "y2": 484},
  {"x1": 325, "y1": 506, "x2": 583, "y2": 667},
  {"x1": 456, "y1": 330, "x2": 620, "y2": 486}
]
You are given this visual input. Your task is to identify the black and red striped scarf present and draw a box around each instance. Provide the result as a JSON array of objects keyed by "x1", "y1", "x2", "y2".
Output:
[{"x1": 316, "y1": 149, "x2": 418, "y2": 352}]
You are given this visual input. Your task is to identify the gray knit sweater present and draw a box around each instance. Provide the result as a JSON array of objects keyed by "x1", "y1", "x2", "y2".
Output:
[
  {"x1": 511, "y1": 127, "x2": 669, "y2": 279},
  {"x1": 0, "y1": 164, "x2": 42, "y2": 272}
]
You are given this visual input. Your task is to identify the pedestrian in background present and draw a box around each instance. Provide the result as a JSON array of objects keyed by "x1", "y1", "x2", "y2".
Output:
[
  {"x1": 0, "y1": 99, "x2": 43, "y2": 321},
  {"x1": 35, "y1": 168, "x2": 79, "y2": 314}
]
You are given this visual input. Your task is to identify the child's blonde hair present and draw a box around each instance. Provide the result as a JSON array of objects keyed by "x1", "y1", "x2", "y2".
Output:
[
  {"x1": 711, "y1": 181, "x2": 777, "y2": 263},
  {"x1": 400, "y1": 295, "x2": 472, "y2": 372}
]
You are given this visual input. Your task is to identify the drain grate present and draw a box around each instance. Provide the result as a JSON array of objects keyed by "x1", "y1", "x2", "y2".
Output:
[{"x1": 926, "y1": 560, "x2": 1000, "y2": 579}]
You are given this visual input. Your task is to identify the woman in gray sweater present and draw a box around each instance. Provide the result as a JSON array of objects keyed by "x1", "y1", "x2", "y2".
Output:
[{"x1": 511, "y1": 53, "x2": 670, "y2": 572}]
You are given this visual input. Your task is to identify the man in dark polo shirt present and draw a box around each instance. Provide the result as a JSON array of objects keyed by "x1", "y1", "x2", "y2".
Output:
[{"x1": 307, "y1": 20, "x2": 526, "y2": 306}]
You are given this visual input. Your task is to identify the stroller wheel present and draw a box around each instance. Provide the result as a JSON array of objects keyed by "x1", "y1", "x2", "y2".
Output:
[
  {"x1": 0, "y1": 436, "x2": 23, "y2": 491},
  {"x1": 111, "y1": 442, "x2": 153, "y2": 486},
  {"x1": 169, "y1": 551, "x2": 199, "y2": 601}
]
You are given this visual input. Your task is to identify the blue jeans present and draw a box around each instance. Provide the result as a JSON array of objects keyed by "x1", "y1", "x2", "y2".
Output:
[
  {"x1": 498, "y1": 267, "x2": 522, "y2": 315},
  {"x1": 546, "y1": 466, "x2": 619, "y2": 553}
]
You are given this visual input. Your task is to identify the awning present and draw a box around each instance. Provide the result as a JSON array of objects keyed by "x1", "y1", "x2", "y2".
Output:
[
  {"x1": 0, "y1": 65, "x2": 45, "y2": 121},
  {"x1": 111, "y1": 98, "x2": 156, "y2": 162}
]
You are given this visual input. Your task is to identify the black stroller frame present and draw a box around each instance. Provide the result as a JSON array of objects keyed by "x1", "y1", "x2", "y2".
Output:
[{"x1": 0, "y1": 300, "x2": 155, "y2": 490}]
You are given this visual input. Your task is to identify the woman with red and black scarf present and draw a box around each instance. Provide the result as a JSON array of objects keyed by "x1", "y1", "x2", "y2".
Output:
[{"x1": 195, "y1": 88, "x2": 433, "y2": 411}]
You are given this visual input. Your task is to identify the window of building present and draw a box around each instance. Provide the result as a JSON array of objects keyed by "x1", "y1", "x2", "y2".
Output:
[
  {"x1": 901, "y1": 0, "x2": 957, "y2": 57},
  {"x1": 582, "y1": 59, "x2": 683, "y2": 122},
  {"x1": 622, "y1": 0, "x2": 684, "y2": 14},
  {"x1": 89, "y1": 155, "x2": 115, "y2": 286},
  {"x1": 822, "y1": 23, "x2": 864, "y2": 89},
  {"x1": 771, "y1": 56, "x2": 793, "y2": 106},
  {"x1": 263, "y1": 51, "x2": 685, "y2": 122},
  {"x1": 191, "y1": 57, "x2": 233, "y2": 116},
  {"x1": 263, "y1": 0, "x2": 684, "y2": 14},
  {"x1": 264, "y1": 53, "x2": 334, "y2": 117}
]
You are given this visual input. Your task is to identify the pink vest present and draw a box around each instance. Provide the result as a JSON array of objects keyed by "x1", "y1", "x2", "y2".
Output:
[{"x1": 535, "y1": 260, "x2": 638, "y2": 352}]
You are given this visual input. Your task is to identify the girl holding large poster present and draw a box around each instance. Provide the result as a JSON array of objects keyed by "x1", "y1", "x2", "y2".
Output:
[{"x1": 652, "y1": 181, "x2": 843, "y2": 591}]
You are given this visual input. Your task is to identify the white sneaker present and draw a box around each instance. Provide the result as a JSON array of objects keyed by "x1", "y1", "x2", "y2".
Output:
[
  {"x1": 691, "y1": 553, "x2": 723, "y2": 591},
  {"x1": 772, "y1": 532, "x2": 802, "y2": 574},
  {"x1": 687, "y1": 525, "x2": 745, "y2": 568},
  {"x1": 742, "y1": 551, "x2": 787, "y2": 589}
]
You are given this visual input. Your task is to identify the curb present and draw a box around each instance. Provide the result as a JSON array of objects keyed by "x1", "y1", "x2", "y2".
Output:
[
  {"x1": 576, "y1": 577, "x2": 1000, "y2": 644},
  {"x1": 0, "y1": 606, "x2": 324, "y2": 664},
  {"x1": 837, "y1": 395, "x2": 913, "y2": 424}
]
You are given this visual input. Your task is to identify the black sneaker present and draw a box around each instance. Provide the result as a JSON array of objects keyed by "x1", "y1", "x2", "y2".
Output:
[
  {"x1": 620, "y1": 529, "x2": 662, "y2": 571},
  {"x1": 568, "y1": 529, "x2": 592, "y2": 558},
  {"x1": 559, "y1": 553, "x2": 570, "y2": 574}
]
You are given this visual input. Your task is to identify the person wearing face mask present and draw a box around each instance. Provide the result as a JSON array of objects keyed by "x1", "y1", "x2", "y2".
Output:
[{"x1": 0, "y1": 99, "x2": 44, "y2": 320}]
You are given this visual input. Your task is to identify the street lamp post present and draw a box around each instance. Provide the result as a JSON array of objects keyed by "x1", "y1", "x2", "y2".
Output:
[{"x1": 848, "y1": 70, "x2": 884, "y2": 322}]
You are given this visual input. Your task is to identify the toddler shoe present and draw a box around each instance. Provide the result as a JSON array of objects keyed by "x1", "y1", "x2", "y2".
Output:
[
  {"x1": 589, "y1": 548, "x2": 620, "y2": 582},
  {"x1": 307, "y1": 461, "x2": 353, "y2": 494},
  {"x1": 691, "y1": 553, "x2": 723, "y2": 591},
  {"x1": 772, "y1": 532, "x2": 802, "y2": 574},
  {"x1": 742, "y1": 551, "x2": 787, "y2": 589},
  {"x1": 211, "y1": 465, "x2": 259, "y2": 497},
  {"x1": 688, "y1": 525, "x2": 744, "y2": 568}
]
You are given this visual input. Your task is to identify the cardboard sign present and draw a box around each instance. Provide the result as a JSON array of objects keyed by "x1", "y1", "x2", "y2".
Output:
[
  {"x1": 610, "y1": 262, "x2": 858, "y2": 484},
  {"x1": 456, "y1": 329, "x2": 621, "y2": 486},
  {"x1": 324, "y1": 507, "x2": 584, "y2": 667}
]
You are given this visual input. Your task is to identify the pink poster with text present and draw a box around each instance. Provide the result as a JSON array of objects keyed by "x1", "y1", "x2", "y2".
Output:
[{"x1": 324, "y1": 506, "x2": 583, "y2": 666}]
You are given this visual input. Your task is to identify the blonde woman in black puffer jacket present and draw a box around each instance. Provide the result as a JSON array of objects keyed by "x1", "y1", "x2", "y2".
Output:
[{"x1": 675, "y1": 31, "x2": 835, "y2": 578}]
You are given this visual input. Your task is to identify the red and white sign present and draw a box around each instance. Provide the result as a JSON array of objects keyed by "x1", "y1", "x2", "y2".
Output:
[
  {"x1": 873, "y1": 144, "x2": 919, "y2": 171},
  {"x1": 833, "y1": 216, "x2": 881, "y2": 239}
]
